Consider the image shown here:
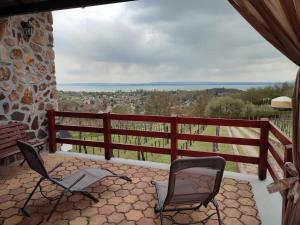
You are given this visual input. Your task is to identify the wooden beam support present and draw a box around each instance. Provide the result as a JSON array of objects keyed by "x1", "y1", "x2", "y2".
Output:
[{"x1": 0, "y1": 0, "x2": 136, "y2": 17}]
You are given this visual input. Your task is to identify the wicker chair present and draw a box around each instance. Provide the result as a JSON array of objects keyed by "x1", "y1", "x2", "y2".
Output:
[
  {"x1": 152, "y1": 156, "x2": 225, "y2": 225},
  {"x1": 17, "y1": 140, "x2": 131, "y2": 221}
]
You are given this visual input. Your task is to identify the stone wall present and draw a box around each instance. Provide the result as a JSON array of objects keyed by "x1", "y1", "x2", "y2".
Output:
[{"x1": 0, "y1": 12, "x2": 57, "y2": 142}]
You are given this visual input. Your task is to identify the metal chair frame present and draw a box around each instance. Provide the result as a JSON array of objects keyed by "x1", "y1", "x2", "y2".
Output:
[
  {"x1": 152, "y1": 157, "x2": 225, "y2": 225},
  {"x1": 17, "y1": 140, "x2": 131, "y2": 222}
]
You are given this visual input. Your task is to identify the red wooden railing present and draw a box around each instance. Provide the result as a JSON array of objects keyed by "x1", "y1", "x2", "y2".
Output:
[
  {"x1": 47, "y1": 110, "x2": 293, "y2": 181},
  {"x1": 268, "y1": 121, "x2": 293, "y2": 182}
]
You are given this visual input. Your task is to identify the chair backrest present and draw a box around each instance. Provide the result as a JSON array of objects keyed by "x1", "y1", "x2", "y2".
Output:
[
  {"x1": 164, "y1": 156, "x2": 225, "y2": 207},
  {"x1": 17, "y1": 140, "x2": 49, "y2": 178}
]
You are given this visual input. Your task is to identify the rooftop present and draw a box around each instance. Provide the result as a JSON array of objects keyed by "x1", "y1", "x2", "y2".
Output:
[
  {"x1": 0, "y1": 152, "x2": 280, "y2": 225},
  {"x1": 0, "y1": 0, "x2": 134, "y2": 17}
]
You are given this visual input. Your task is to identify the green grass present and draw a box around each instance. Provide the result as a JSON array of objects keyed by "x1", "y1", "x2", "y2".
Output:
[
  {"x1": 68, "y1": 124, "x2": 238, "y2": 171},
  {"x1": 187, "y1": 126, "x2": 238, "y2": 172},
  {"x1": 70, "y1": 128, "x2": 172, "y2": 163},
  {"x1": 236, "y1": 127, "x2": 259, "y2": 153}
]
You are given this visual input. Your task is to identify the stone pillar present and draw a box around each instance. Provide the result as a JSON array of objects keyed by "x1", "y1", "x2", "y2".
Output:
[{"x1": 0, "y1": 12, "x2": 57, "y2": 142}]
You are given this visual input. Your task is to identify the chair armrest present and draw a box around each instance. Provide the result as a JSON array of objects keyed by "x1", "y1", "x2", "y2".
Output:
[
  {"x1": 23, "y1": 140, "x2": 45, "y2": 152},
  {"x1": 67, "y1": 174, "x2": 86, "y2": 190},
  {"x1": 48, "y1": 162, "x2": 63, "y2": 174},
  {"x1": 25, "y1": 139, "x2": 45, "y2": 146},
  {"x1": 32, "y1": 142, "x2": 45, "y2": 148}
]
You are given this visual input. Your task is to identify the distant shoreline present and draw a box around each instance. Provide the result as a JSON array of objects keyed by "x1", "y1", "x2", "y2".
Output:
[
  {"x1": 58, "y1": 81, "x2": 281, "y2": 86},
  {"x1": 57, "y1": 81, "x2": 287, "y2": 92}
]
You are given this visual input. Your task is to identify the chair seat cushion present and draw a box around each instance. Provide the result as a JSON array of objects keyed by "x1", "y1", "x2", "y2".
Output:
[{"x1": 57, "y1": 168, "x2": 113, "y2": 191}]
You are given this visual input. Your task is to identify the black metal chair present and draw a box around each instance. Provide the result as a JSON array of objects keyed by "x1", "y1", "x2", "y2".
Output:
[
  {"x1": 152, "y1": 156, "x2": 226, "y2": 225},
  {"x1": 17, "y1": 140, "x2": 132, "y2": 221}
]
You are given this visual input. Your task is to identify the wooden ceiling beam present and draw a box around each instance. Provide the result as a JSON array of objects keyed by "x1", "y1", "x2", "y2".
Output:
[{"x1": 0, "y1": 0, "x2": 136, "y2": 17}]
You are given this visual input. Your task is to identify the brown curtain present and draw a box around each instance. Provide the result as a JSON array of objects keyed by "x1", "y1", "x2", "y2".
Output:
[{"x1": 228, "y1": 0, "x2": 300, "y2": 225}]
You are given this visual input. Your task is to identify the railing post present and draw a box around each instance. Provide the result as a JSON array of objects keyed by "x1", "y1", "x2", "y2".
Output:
[
  {"x1": 258, "y1": 118, "x2": 269, "y2": 180},
  {"x1": 170, "y1": 116, "x2": 178, "y2": 162},
  {"x1": 47, "y1": 109, "x2": 57, "y2": 153},
  {"x1": 284, "y1": 144, "x2": 293, "y2": 163},
  {"x1": 103, "y1": 112, "x2": 112, "y2": 160},
  {"x1": 283, "y1": 144, "x2": 293, "y2": 217}
]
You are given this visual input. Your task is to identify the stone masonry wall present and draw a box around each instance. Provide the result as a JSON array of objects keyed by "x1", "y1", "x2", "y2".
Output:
[{"x1": 0, "y1": 12, "x2": 57, "y2": 142}]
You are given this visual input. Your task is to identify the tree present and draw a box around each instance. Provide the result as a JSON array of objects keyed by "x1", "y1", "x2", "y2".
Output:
[
  {"x1": 204, "y1": 96, "x2": 244, "y2": 119},
  {"x1": 242, "y1": 102, "x2": 256, "y2": 119},
  {"x1": 233, "y1": 83, "x2": 293, "y2": 105},
  {"x1": 253, "y1": 104, "x2": 277, "y2": 118},
  {"x1": 144, "y1": 91, "x2": 172, "y2": 115},
  {"x1": 190, "y1": 94, "x2": 212, "y2": 117},
  {"x1": 112, "y1": 105, "x2": 130, "y2": 114}
]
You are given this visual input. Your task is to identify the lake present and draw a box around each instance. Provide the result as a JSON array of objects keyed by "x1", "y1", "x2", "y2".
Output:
[{"x1": 57, "y1": 82, "x2": 279, "y2": 92}]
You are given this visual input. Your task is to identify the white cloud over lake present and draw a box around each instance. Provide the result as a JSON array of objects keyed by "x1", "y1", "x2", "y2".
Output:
[{"x1": 53, "y1": 0, "x2": 298, "y2": 83}]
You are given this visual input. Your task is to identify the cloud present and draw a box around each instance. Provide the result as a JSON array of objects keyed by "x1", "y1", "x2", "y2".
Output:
[{"x1": 53, "y1": 0, "x2": 298, "y2": 83}]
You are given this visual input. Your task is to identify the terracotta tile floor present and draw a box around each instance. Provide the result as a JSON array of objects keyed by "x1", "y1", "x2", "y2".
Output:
[{"x1": 0, "y1": 154, "x2": 261, "y2": 225}]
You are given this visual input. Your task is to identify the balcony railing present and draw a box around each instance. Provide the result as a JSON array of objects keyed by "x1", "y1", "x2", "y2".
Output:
[{"x1": 47, "y1": 110, "x2": 293, "y2": 184}]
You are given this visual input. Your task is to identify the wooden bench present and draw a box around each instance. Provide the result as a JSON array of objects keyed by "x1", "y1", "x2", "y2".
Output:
[{"x1": 0, "y1": 122, "x2": 44, "y2": 164}]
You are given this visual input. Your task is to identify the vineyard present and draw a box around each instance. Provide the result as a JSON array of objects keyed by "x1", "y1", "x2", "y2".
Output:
[
  {"x1": 59, "y1": 117, "x2": 239, "y2": 171},
  {"x1": 271, "y1": 113, "x2": 292, "y2": 138}
]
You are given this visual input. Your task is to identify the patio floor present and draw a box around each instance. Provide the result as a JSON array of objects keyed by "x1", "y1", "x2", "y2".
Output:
[{"x1": 0, "y1": 154, "x2": 261, "y2": 225}]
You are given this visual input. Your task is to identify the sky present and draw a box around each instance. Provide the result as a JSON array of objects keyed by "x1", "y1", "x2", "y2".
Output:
[{"x1": 53, "y1": 0, "x2": 298, "y2": 84}]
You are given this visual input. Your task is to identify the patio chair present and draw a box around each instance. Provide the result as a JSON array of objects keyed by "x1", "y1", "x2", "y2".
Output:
[
  {"x1": 17, "y1": 140, "x2": 132, "y2": 221},
  {"x1": 152, "y1": 156, "x2": 225, "y2": 225}
]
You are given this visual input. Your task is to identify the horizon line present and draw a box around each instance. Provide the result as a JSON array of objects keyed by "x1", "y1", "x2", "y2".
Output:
[{"x1": 57, "y1": 81, "x2": 292, "y2": 85}]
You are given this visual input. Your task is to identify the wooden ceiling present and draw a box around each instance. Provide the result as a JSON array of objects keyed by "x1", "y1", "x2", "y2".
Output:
[{"x1": 0, "y1": 0, "x2": 135, "y2": 17}]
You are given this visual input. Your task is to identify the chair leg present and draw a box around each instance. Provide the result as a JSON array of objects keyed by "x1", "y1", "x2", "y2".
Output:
[
  {"x1": 38, "y1": 147, "x2": 43, "y2": 154},
  {"x1": 159, "y1": 211, "x2": 164, "y2": 225},
  {"x1": 154, "y1": 204, "x2": 160, "y2": 213},
  {"x1": 19, "y1": 159, "x2": 26, "y2": 166},
  {"x1": 119, "y1": 175, "x2": 132, "y2": 182},
  {"x1": 21, "y1": 178, "x2": 43, "y2": 217},
  {"x1": 81, "y1": 191, "x2": 99, "y2": 203},
  {"x1": 212, "y1": 199, "x2": 222, "y2": 225},
  {"x1": 46, "y1": 191, "x2": 65, "y2": 221},
  {"x1": 104, "y1": 169, "x2": 132, "y2": 182}
]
